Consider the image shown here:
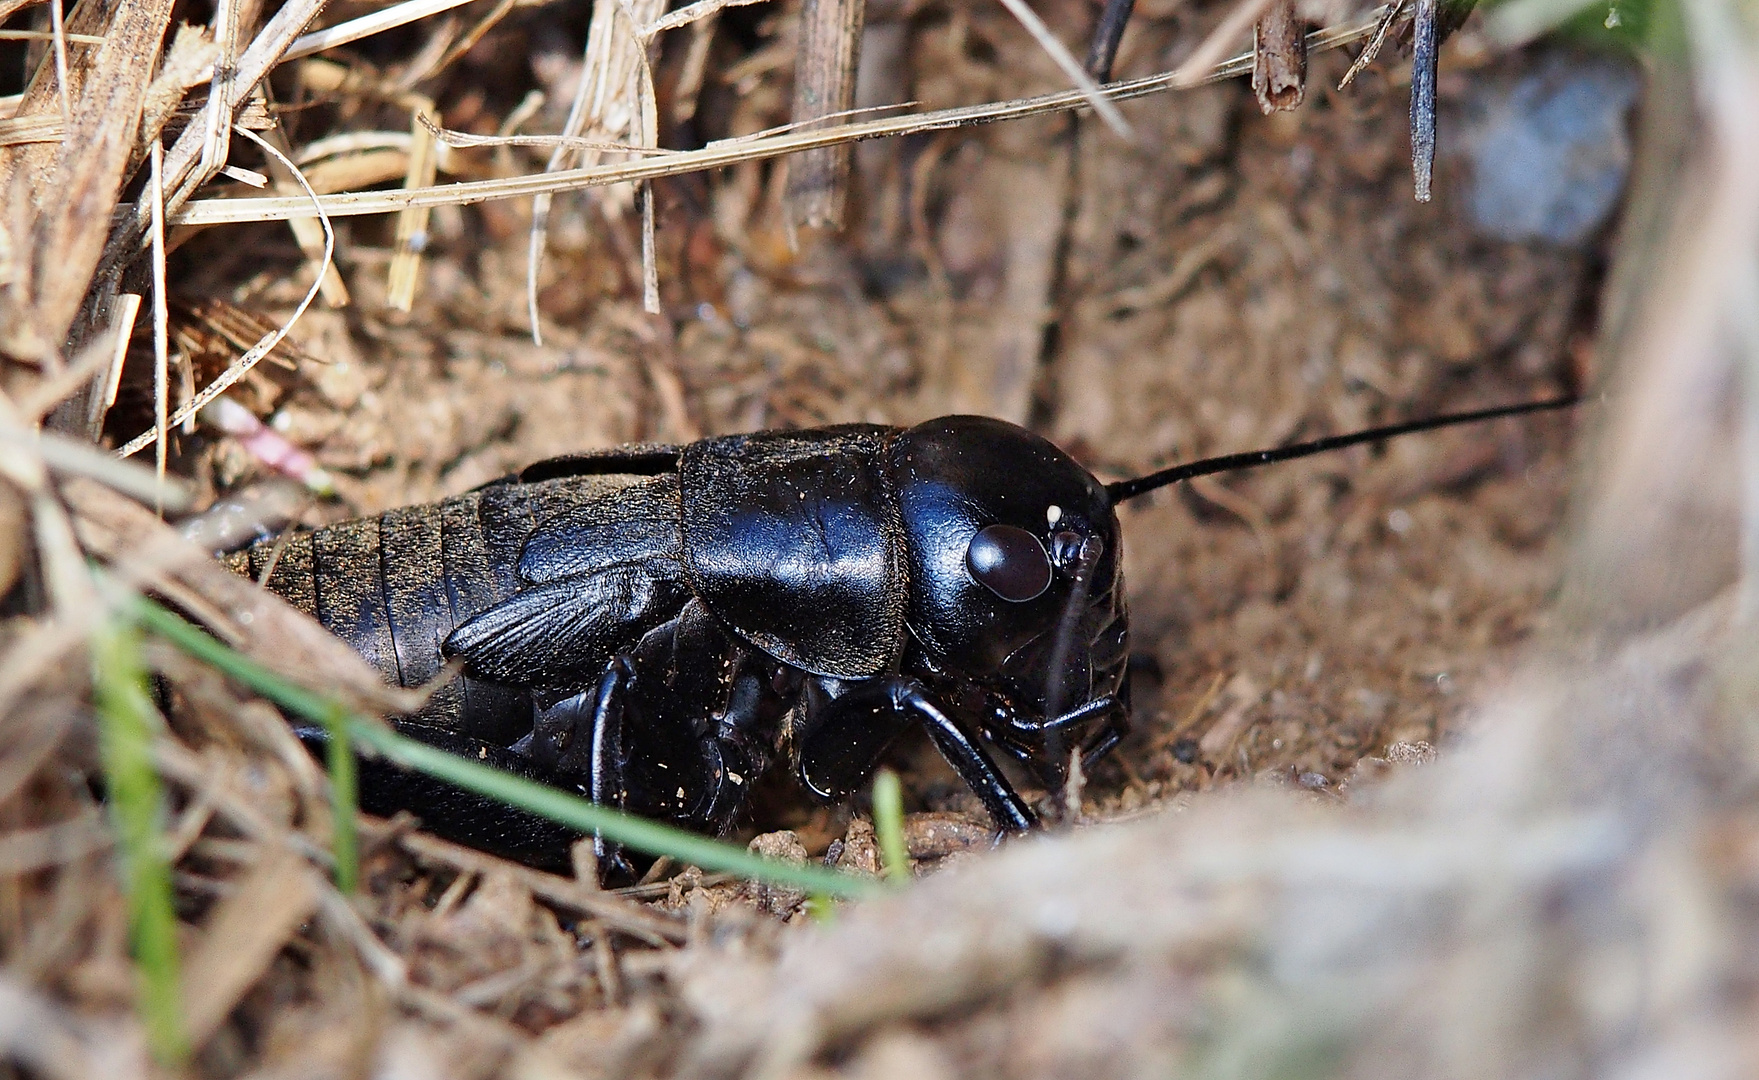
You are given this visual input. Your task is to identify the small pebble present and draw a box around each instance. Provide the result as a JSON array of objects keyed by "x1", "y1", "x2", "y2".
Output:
[{"x1": 1461, "y1": 53, "x2": 1641, "y2": 246}]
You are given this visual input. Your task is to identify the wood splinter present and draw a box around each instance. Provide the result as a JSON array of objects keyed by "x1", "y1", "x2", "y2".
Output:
[{"x1": 1252, "y1": 0, "x2": 1308, "y2": 113}]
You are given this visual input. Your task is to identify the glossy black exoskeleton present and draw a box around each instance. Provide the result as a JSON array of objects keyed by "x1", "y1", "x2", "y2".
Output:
[{"x1": 225, "y1": 399, "x2": 1572, "y2": 874}]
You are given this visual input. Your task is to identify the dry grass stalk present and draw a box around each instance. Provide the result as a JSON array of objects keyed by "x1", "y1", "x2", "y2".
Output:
[
  {"x1": 671, "y1": 11, "x2": 720, "y2": 123},
  {"x1": 0, "y1": 976, "x2": 104, "y2": 1079},
  {"x1": 148, "y1": 141, "x2": 169, "y2": 506},
  {"x1": 625, "y1": 0, "x2": 663, "y2": 313},
  {"x1": 390, "y1": 827, "x2": 689, "y2": 943},
  {"x1": 0, "y1": 809, "x2": 107, "y2": 873},
  {"x1": 0, "y1": 82, "x2": 271, "y2": 151},
  {"x1": 1173, "y1": 0, "x2": 1279, "y2": 86},
  {"x1": 42, "y1": 0, "x2": 70, "y2": 123},
  {"x1": 281, "y1": 0, "x2": 486, "y2": 63},
  {"x1": 171, "y1": 10, "x2": 1387, "y2": 229},
  {"x1": 97, "y1": 0, "x2": 332, "y2": 281},
  {"x1": 199, "y1": 0, "x2": 243, "y2": 177},
  {"x1": 115, "y1": 126, "x2": 334, "y2": 459},
  {"x1": 1337, "y1": 0, "x2": 1404, "y2": 88},
  {"x1": 420, "y1": 116, "x2": 671, "y2": 157},
  {"x1": 388, "y1": 100, "x2": 442, "y2": 312},
  {"x1": 994, "y1": 0, "x2": 1133, "y2": 137},
  {"x1": 178, "y1": 844, "x2": 319, "y2": 1044},
  {"x1": 427, "y1": 0, "x2": 523, "y2": 81},
  {"x1": 0, "y1": 112, "x2": 62, "y2": 148},
  {"x1": 0, "y1": 0, "x2": 175, "y2": 363},
  {"x1": 0, "y1": 425, "x2": 186, "y2": 509},
  {"x1": 526, "y1": 0, "x2": 667, "y2": 341},
  {"x1": 647, "y1": 0, "x2": 770, "y2": 36},
  {"x1": 149, "y1": 738, "x2": 332, "y2": 866},
  {"x1": 135, "y1": 27, "x2": 221, "y2": 175},
  {"x1": 0, "y1": 27, "x2": 101, "y2": 44},
  {"x1": 785, "y1": 0, "x2": 868, "y2": 230},
  {"x1": 14, "y1": 337, "x2": 114, "y2": 423},
  {"x1": 1251, "y1": 0, "x2": 1307, "y2": 111},
  {"x1": 85, "y1": 292, "x2": 140, "y2": 438}
]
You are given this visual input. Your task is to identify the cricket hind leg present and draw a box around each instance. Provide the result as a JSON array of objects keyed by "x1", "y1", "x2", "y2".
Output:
[{"x1": 529, "y1": 599, "x2": 790, "y2": 882}]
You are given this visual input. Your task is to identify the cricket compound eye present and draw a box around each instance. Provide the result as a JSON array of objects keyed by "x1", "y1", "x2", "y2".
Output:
[{"x1": 966, "y1": 524, "x2": 1053, "y2": 602}]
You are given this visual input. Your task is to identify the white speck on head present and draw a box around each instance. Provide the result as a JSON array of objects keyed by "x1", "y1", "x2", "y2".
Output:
[
  {"x1": 728, "y1": 772, "x2": 744, "y2": 785},
  {"x1": 675, "y1": 787, "x2": 686, "y2": 799},
  {"x1": 1046, "y1": 504, "x2": 1063, "y2": 525}
]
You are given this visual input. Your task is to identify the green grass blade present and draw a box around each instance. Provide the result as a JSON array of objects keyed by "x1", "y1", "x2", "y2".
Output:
[
  {"x1": 872, "y1": 768, "x2": 911, "y2": 884},
  {"x1": 321, "y1": 702, "x2": 358, "y2": 893},
  {"x1": 133, "y1": 599, "x2": 885, "y2": 901},
  {"x1": 92, "y1": 623, "x2": 188, "y2": 1065}
]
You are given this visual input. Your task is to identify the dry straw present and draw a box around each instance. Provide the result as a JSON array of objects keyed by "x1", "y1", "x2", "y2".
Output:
[{"x1": 165, "y1": 12, "x2": 1383, "y2": 230}]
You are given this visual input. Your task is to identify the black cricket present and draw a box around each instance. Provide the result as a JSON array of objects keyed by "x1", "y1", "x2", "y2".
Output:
[{"x1": 226, "y1": 397, "x2": 1572, "y2": 875}]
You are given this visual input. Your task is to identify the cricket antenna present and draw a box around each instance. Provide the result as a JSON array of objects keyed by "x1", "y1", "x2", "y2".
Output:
[{"x1": 1104, "y1": 396, "x2": 1579, "y2": 505}]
